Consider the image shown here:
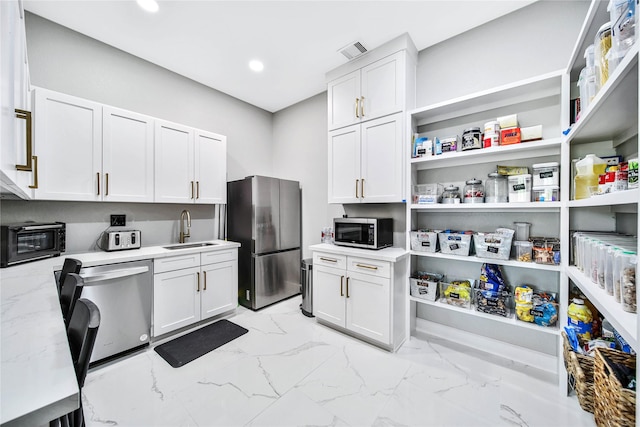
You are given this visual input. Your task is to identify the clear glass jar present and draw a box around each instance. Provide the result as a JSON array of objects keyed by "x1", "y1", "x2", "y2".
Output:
[
  {"x1": 441, "y1": 185, "x2": 461, "y2": 204},
  {"x1": 485, "y1": 172, "x2": 508, "y2": 203},
  {"x1": 620, "y1": 251, "x2": 637, "y2": 313},
  {"x1": 463, "y1": 178, "x2": 484, "y2": 203}
]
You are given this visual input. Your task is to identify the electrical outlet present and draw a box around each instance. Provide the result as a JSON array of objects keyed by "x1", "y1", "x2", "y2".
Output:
[{"x1": 110, "y1": 214, "x2": 126, "y2": 227}]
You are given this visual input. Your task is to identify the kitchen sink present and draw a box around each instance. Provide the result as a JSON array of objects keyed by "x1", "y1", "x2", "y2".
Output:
[{"x1": 163, "y1": 242, "x2": 218, "y2": 250}]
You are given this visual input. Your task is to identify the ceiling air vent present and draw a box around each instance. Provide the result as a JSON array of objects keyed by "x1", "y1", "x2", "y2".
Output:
[{"x1": 339, "y1": 41, "x2": 367, "y2": 60}]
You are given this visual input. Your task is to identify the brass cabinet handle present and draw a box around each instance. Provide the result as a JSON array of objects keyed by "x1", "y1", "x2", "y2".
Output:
[
  {"x1": 340, "y1": 275, "x2": 344, "y2": 296},
  {"x1": 356, "y1": 263, "x2": 378, "y2": 270},
  {"x1": 360, "y1": 96, "x2": 365, "y2": 117},
  {"x1": 196, "y1": 272, "x2": 200, "y2": 292},
  {"x1": 320, "y1": 257, "x2": 337, "y2": 263},
  {"x1": 361, "y1": 178, "x2": 365, "y2": 199},
  {"x1": 203, "y1": 270, "x2": 207, "y2": 290},
  {"x1": 105, "y1": 173, "x2": 109, "y2": 196},
  {"x1": 355, "y1": 98, "x2": 359, "y2": 118},
  {"x1": 28, "y1": 155, "x2": 38, "y2": 189},
  {"x1": 15, "y1": 109, "x2": 32, "y2": 171},
  {"x1": 346, "y1": 277, "x2": 350, "y2": 298},
  {"x1": 196, "y1": 181, "x2": 200, "y2": 199},
  {"x1": 190, "y1": 181, "x2": 194, "y2": 199},
  {"x1": 97, "y1": 172, "x2": 100, "y2": 195},
  {"x1": 355, "y1": 179, "x2": 359, "y2": 198}
]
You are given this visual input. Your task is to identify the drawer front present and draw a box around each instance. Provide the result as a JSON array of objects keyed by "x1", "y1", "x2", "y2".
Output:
[
  {"x1": 201, "y1": 249, "x2": 237, "y2": 266},
  {"x1": 154, "y1": 253, "x2": 201, "y2": 273},
  {"x1": 313, "y1": 252, "x2": 347, "y2": 270},
  {"x1": 347, "y1": 256, "x2": 391, "y2": 278}
]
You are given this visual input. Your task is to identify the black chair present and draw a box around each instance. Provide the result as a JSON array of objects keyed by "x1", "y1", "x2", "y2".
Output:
[
  {"x1": 51, "y1": 298, "x2": 101, "y2": 427},
  {"x1": 57, "y1": 258, "x2": 82, "y2": 296},
  {"x1": 59, "y1": 273, "x2": 84, "y2": 328}
]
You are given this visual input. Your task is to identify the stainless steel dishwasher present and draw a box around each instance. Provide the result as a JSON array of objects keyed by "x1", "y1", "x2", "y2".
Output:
[{"x1": 77, "y1": 259, "x2": 152, "y2": 364}]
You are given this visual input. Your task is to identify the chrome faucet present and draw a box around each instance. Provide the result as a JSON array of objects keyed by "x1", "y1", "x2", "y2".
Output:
[{"x1": 179, "y1": 209, "x2": 191, "y2": 243}]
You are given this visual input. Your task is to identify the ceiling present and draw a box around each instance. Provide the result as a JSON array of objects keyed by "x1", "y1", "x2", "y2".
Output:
[{"x1": 23, "y1": 0, "x2": 536, "y2": 113}]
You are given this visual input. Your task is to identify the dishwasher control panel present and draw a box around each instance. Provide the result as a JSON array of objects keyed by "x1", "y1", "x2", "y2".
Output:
[{"x1": 100, "y1": 230, "x2": 142, "y2": 251}]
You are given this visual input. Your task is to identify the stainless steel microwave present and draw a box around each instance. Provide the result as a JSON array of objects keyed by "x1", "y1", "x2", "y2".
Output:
[
  {"x1": 1, "y1": 222, "x2": 66, "y2": 267},
  {"x1": 333, "y1": 218, "x2": 393, "y2": 250}
]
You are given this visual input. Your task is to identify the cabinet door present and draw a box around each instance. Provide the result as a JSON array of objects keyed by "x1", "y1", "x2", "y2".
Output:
[
  {"x1": 345, "y1": 271, "x2": 391, "y2": 345},
  {"x1": 360, "y1": 52, "x2": 405, "y2": 122},
  {"x1": 0, "y1": 1, "x2": 32, "y2": 199},
  {"x1": 360, "y1": 113, "x2": 404, "y2": 203},
  {"x1": 328, "y1": 125, "x2": 361, "y2": 204},
  {"x1": 313, "y1": 265, "x2": 346, "y2": 328},
  {"x1": 194, "y1": 129, "x2": 226, "y2": 204},
  {"x1": 33, "y1": 88, "x2": 102, "y2": 201},
  {"x1": 327, "y1": 70, "x2": 360, "y2": 131},
  {"x1": 154, "y1": 120, "x2": 194, "y2": 203},
  {"x1": 102, "y1": 107, "x2": 154, "y2": 202},
  {"x1": 153, "y1": 267, "x2": 201, "y2": 336},
  {"x1": 200, "y1": 259, "x2": 237, "y2": 320}
]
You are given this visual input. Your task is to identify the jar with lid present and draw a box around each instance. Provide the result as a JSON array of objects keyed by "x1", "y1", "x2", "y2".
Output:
[
  {"x1": 485, "y1": 172, "x2": 508, "y2": 203},
  {"x1": 594, "y1": 22, "x2": 612, "y2": 91},
  {"x1": 619, "y1": 251, "x2": 637, "y2": 313},
  {"x1": 441, "y1": 185, "x2": 461, "y2": 204},
  {"x1": 461, "y1": 127, "x2": 482, "y2": 151},
  {"x1": 463, "y1": 178, "x2": 484, "y2": 203}
]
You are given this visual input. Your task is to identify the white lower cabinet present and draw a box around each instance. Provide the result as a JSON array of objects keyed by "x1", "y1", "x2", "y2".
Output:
[
  {"x1": 153, "y1": 249, "x2": 237, "y2": 337},
  {"x1": 312, "y1": 247, "x2": 407, "y2": 349}
]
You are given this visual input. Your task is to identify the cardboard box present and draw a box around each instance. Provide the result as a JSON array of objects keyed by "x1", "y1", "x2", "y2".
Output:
[{"x1": 500, "y1": 127, "x2": 521, "y2": 145}]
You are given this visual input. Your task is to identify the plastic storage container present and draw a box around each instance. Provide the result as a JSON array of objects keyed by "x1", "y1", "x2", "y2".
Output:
[
  {"x1": 474, "y1": 228, "x2": 515, "y2": 260},
  {"x1": 514, "y1": 240, "x2": 533, "y2": 262},
  {"x1": 464, "y1": 178, "x2": 484, "y2": 203},
  {"x1": 594, "y1": 22, "x2": 612, "y2": 90},
  {"x1": 620, "y1": 251, "x2": 637, "y2": 313},
  {"x1": 413, "y1": 183, "x2": 443, "y2": 204},
  {"x1": 513, "y1": 222, "x2": 531, "y2": 241},
  {"x1": 532, "y1": 186, "x2": 559, "y2": 202},
  {"x1": 532, "y1": 162, "x2": 560, "y2": 187},
  {"x1": 438, "y1": 231, "x2": 473, "y2": 256},
  {"x1": 461, "y1": 127, "x2": 482, "y2": 151},
  {"x1": 485, "y1": 172, "x2": 508, "y2": 203},
  {"x1": 439, "y1": 279, "x2": 475, "y2": 308},
  {"x1": 441, "y1": 185, "x2": 461, "y2": 204},
  {"x1": 410, "y1": 230, "x2": 439, "y2": 253},
  {"x1": 578, "y1": 67, "x2": 598, "y2": 114},
  {"x1": 508, "y1": 174, "x2": 532, "y2": 202},
  {"x1": 574, "y1": 154, "x2": 608, "y2": 200},
  {"x1": 475, "y1": 288, "x2": 511, "y2": 317},
  {"x1": 609, "y1": 0, "x2": 636, "y2": 56}
]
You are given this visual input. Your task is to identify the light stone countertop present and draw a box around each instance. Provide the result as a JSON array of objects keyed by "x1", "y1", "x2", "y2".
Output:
[
  {"x1": 0, "y1": 240, "x2": 240, "y2": 426},
  {"x1": 308, "y1": 243, "x2": 408, "y2": 262}
]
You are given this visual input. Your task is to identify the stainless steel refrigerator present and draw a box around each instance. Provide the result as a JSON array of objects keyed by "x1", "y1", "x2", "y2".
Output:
[{"x1": 227, "y1": 176, "x2": 301, "y2": 310}]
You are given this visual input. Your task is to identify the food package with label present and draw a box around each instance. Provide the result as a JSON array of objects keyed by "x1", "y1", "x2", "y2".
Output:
[
  {"x1": 440, "y1": 136, "x2": 460, "y2": 153},
  {"x1": 515, "y1": 286, "x2": 558, "y2": 326},
  {"x1": 520, "y1": 125, "x2": 543, "y2": 142},
  {"x1": 497, "y1": 114, "x2": 518, "y2": 129},
  {"x1": 475, "y1": 288, "x2": 511, "y2": 317},
  {"x1": 497, "y1": 165, "x2": 529, "y2": 176},
  {"x1": 413, "y1": 135, "x2": 432, "y2": 158},
  {"x1": 532, "y1": 237, "x2": 561, "y2": 265},
  {"x1": 410, "y1": 271, "x2": 444, "y2": 302},
  {"x1": 439, "y1": 279, "x2": 475, "y2": 309},
  {"x1": 500, "y1": 127, "x2": 522, "y2": 145}
]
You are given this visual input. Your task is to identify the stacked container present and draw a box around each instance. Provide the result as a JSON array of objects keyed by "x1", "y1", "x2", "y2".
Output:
[{"x1": 532, "y1": 162, "x2": 560, "y2": 202}]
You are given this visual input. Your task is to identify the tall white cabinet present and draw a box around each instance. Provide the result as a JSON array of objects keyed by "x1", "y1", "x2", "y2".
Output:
[{"x1": 326, "y1": 34, "x2": 417, "y2": 204}]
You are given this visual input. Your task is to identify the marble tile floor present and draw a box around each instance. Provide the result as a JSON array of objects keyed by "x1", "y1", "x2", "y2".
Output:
[{"x1": 83, "y1": 297, "x2": 596, "y2": 427}]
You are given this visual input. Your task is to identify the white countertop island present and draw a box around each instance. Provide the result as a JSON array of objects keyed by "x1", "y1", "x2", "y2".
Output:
[{"x1": 0, "y1": 239, "x2": 239, "y2": 426}]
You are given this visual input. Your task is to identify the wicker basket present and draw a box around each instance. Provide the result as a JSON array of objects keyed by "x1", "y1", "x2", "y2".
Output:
[
  {"x1": 594, "y1": 347, "x2": 636, "y2": 427},
  {"x1": 562, "y1": 331, "x2": 595, "y2": 413}
]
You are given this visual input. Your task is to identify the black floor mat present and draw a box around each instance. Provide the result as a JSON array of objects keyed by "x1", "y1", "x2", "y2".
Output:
[{"x1": 154, "y1": 319, "x2": 248, "y2": 368}]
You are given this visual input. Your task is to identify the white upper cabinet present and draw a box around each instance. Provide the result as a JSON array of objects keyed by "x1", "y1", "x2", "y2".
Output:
[
  {"x1": 194, "y1": 129, "x2": 227, "y2": 204},
  {"x1": 155, "y1": 121, "x2": 226, "y2": 204},
  {"x1": 33, "y1": 88, "x2": 102, "y2": 201},
  {"x1": 328, "y1": 51, "x2": 405, "y2": 131},
  {"x1": 0, "y1": 0, "x2": 33, "y2": 198},
  {"x1": 102, "y1": 106, "x2": 154, "y2": 202},
  {"x1": 154, "y1": 120, "x2": 195, "y2": 204},
  {"x1": 328, "y1": 113, "x2": 403, "y2": 203}
]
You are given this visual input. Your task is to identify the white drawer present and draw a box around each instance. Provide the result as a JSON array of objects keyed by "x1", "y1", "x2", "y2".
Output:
[
  {"x1": 201, "y1": 249, "x2": 237, "y2": 266},
  {"x1": 154, "y1": 253, "x2": 200, "y2": 273},
  {"x1": 347, "y1": 256, "x2": 390, "y2": 278},
  {"x1": 313, "y1": 252, "x2": 347, "y2": 270}
]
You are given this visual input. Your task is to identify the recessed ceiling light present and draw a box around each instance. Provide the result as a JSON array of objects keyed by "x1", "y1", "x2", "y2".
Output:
[
  {"x1": 137, "y1": 0, "x2": 159, "y2": 13},
  {"x1": 249, "y1": 60, "x2": 264, "y2": 73}
]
